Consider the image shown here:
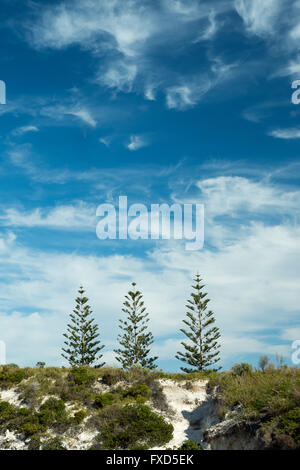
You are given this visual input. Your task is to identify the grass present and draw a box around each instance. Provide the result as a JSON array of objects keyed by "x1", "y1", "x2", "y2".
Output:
[{"x1": 208, "y1": 365, "x2": 300, "y2": 448}]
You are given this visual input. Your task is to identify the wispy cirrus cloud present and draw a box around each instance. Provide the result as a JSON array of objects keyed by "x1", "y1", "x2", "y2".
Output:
[
  {"x1": 269, "y1": 127, "x2": 300, "y2": 139},
  {"x1": 235, "y1": 0, "x2": 282, "y2": 36},
  {"x1": 127, "y1": 135, "x2": 148, "y2": 151},
  {"x1": 23, "y1": 0, "x2": 235, "y2": 109},
  {"x1": 12, "y1": 125, "x2": 39, "y2": 136},
  {"x1": 0, "y1": 203, "x2": 96, "y2": 230}
]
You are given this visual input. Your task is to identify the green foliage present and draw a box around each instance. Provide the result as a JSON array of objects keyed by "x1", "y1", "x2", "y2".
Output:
[
  {"x1": 0, "y1": 401, "x2": 16, "y2": 423},
  {"x1": 98, "y1": 404, "x2": 173, "y2": 450},
  {"x1": 73, "y1": 410, "x2": 86, "y2": 424},
  {"x1": 42, "y1": 437, "x2": 66, "y2": 450},
  {"x1": 94, "y1": 393, "x2": 116, "y2": 408},
  {"x1": 36, "y1": 362, "x2": 46, "y2": 369},
  {"x1": 279, "y1": 408, "x2": 300, "y2": 443},
  {"x1": 28, "y1": 435, "x2": 42, "y2": 450},
  {"x1": 94, "y1": 383, "x2": 151, "y2": 409},
  {"x1": 176, "y1": 274, "x2": 221, "y2": 373},
  {"x1": 231, "y1": 363, "x2": 253, "y2": 376},
  {"x1": 0, "y1": 397, "x2": 70, "y2": 438},
  {"x1": 114, "y1": 283, "x2": 158, "y2": 370},
  {"x1": 68, "y1": 367, "x2": 95, "y2": 386},
  {"x1": 0, "y1": 366, "x2": 27, "y2": 387},
  {"x1": 177, "y1": 440, "x2": 202, "y2": 450},
  {"x1": 38, "y1": 398, "x2": 68, "y2": 426},
  {"x1": 209, "y1": 367, "x2": 300, "y2": 418},
  {"x1": 18, "y1": 415, "x2": 44, "y2": 437},
  {"x1": 124, "y1": 383, "x2": 151, "y2": 403},
  {"x1": 62, "y1": 286, "x2": 105, "y2": 367},
  {"x1": 100, "y1": 368, "x2": 126, "y2": 386}
]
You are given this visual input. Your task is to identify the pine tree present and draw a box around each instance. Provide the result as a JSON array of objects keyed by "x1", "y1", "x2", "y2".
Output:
[
  {"x1": 62, "y1": 286, "x2": 105, "y2": 367},
  {"x1": 114, "y1": 282, "x2": 158, "y2": 370},
  {"x1": 176, "y1": 274, "x2": 221, "y2": 372}
]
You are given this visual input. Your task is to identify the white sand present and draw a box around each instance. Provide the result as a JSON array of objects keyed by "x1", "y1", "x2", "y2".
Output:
[
  {"x1": 0, "y1": 389, "x2": 24, "y2": 407},
  {"x1": 151, "y1": 379, "x2": 218, "y2": 449}
]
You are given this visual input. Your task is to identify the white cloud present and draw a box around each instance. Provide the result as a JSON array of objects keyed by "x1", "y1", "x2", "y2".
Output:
[
  {"x1": 194, "y1": 10, "x2": 218, "y2": 42},
  {"x1": 24, "y1": 0, "x2": 233, "y2": 108},
  {"x1": 127, "y1": 135, "x2": 148, "y2": 151},
  {"x1": 0, "y1": 203, "x2": 96, "y2": 230},
  {"x1": 165, "y1": 59, "x2": 237, "y2": 110},
  {"x1": 196, "y1": 176, "x2": 300, "y2": 217},
  {"x1": 12, "y1": 125, "x2": 39, "y2": 136},
  {"x1": 99, "y1": 136, "x2": 112, "y2": 147},
  {"x1": 281, "y1": 328, "x2": 300, "y2": 341},
  {"x1": 166, "y1": 85, "x2": 198, "y2": 110},
  {"x1": 98, "y1": 60, "x2": 138, "y2": 92},
  {"x1": 235, "y1": 0, "x2": 281, "y2": 36},
  {"x1": 269, "y1": 127, "x2": 300, "y2": 139},
  {"x1": 166, "y1": 81, "x2": 212, "y2": 110},
  {"x1": 67, "y1": 108, "x2": 97, "y2": 127},
  {"x1": 42, "y1": 104, "x2": 97, "y2": 127},
  {"x1": 0, "y1": 175, "x2": 299, "y2": 367}
]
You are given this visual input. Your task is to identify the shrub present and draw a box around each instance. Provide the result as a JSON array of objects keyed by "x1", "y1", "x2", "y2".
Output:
[
  {"x1": 68, "y1": 367, "x2": 95, "y2": 386},
  {"x1": 231, "y1": 363, "x2": 252, "y2": 376},
  {"x1": 279, "y1": 408, "x2": 300, "y2": 443},
  {"x1": 94, "y1": 393, "x2": 116, "y2": 408},
  {"x1": 36, "y1": 362, "x2": 46, "y2": 369},
  {"x1": 177, "y1": 440, "x2": 202, "y2": 450},
  {"x1": 124, "y1": 383, "x2": 151, "y2": 403},
  {"x1": 38, "y1": 398, "x2": 67, "y2": 426},
  {"x1": 0, "y1": 401, "x2": 16, "y2": 423},
  {"x1": 28, "y1": 435, "x2": 42, "y2": 450},
  {"x1": 74, "y1": 410, "x2": 86, "y2": 424},
  {"x1": 18, "y1": 416, "x2": 44, "y2": 437},
  {"x1": 99, "y1": 404, "x2": 173, "y2": 450},
  {"x1": 42, "y1": 437, "x2": 66, "y2": 450},
  {"x1": 100, "y1": 368, "x2": 126, "y2": 386},
  {"x1": 0, "y1": 366, "x2": 27, "y2": 386}
]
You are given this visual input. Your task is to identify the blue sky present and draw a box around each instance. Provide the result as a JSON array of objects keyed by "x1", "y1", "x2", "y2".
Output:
[{"x1": 0, "y1": 0, "x2": 300, "y2": 371}]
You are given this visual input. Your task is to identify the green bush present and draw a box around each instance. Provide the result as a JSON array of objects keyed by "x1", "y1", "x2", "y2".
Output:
[
  {"x1": 42, "y1": 437, "x2": 66, "y2": 450},
  {"x1": 279, "y1": 408, "x2": 300, "y2": 443},
  {"x1": 74, "y1": 410, "x2": 86, "y2": 424},
  {"x1": 231, "y1": 363, "x2": 253, "y2": 376},
  {"x1": 36, "y1": 362, "x2": 46, "y2": 369},
  {"x1": 124, "y1": 383, "x2": 151, "y2": 403},
  {"x1": 28, "y1": 435, "x2": 42, "y2": 450},
  {"x1": 100, "y1": 368, "x2": 126, "y2": 386},
  {"x1": 68, "y1": 367, "x2": 95, "y2": 386},
  {"x1": 0, "y1": 401, "x2": 16, "y2": 423},
  {"x1": 99, "y1": 404, "x2": 173, "y2": 450},
  {"x1": 18, "y1": 416, "x2": 44, "y2": 437},
  {"x1": 0, "y1": 366, "x2": 27, "y2": 386},
  {"x1": 38, "y1": 398, "x2": 67, "y2": 426},
  {"x1": 94, "y1": 393, "x2": 116, "y2": 408},
  {"x1": 177, "y1": 440, "x2": 202, "y2": 450}
]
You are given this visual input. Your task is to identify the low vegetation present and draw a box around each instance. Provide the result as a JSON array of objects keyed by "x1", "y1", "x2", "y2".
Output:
[
  {"x1": 0, "y1": 364, "x2": 172, "y2": 450},
  {"x1": 209, "y1": 364, "x2": 300, "y2": 449},
  {"x1": 0, "y1": 363, "x2": 299, "y2": 450}
]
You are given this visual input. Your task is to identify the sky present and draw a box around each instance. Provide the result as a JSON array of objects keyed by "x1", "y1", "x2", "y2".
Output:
[{"x1": 0, "y1": 0, "x2": 300, "y2": 371}]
